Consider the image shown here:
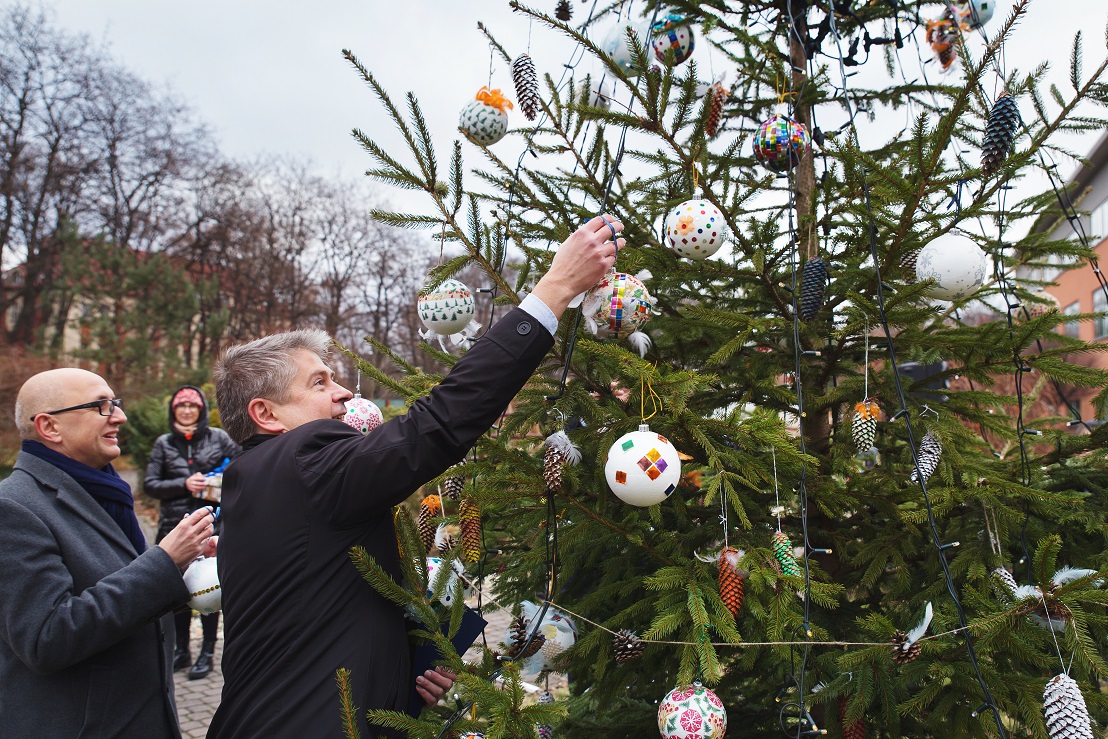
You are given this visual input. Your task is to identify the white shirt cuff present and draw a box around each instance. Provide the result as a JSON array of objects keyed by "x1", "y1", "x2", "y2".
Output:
[{"x1": 519, "y1": 293, "x2": 558, "y2": 336}]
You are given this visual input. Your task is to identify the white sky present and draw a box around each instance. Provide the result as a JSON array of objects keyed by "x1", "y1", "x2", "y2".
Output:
[{"x1": 40, "y1": 1, "x2": 1108, "y2": 214}]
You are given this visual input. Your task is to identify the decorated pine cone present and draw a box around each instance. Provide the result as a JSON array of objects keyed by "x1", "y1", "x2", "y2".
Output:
[
  {"x1": 909, "y1": 429, "x2": 942, "y2": 484},
  {"x1": 443, "y1": 471, "x2": 465, "y2": 501},
  {"x1": 554, "y1": 0, "x2": 571, "y2": 21},
  {"x1": 718, "y1": 547, "x2": 745, "y2": 619},
  {"x1": 891, "y1": 631, "x2": 922, "y2": 664},
  {"x1": 418, "y1": 495, "x2": 442, "y2": 553},
  {"x1": 981, "y1": 93, "x2": 1021, "y2": 178},
  {"x1": 507, "y1": 614, "x2": 546, "y2": 659},
  {"x1": 612, "y1": 628, "x2": 645, "y2": 664},
  {"x1": 544, "y1": 445, "x2": 567, "y2": 494},
  {"x1": 799, "y1": 257, "x2": 829, "y2": 321},
  {"x1": 512, "y1": 54, "x2": 540, "y2": 121},
  {"x1": 850, "y1": 400, "x2": 879, "y2": 455},
  {"x1": 1043, "y1": 674, "x2": 1094, "y2": 739},
  {"x1": 704, "y1": 83, "x2": 727, "y2": 137},
  {"x1": 459, "y1": 496, "x2": 483, "y2": 564},
  {"x1": 839, "y1": 698, "x2": 866, "y2": 739},
  {"x1": 992, "y1": 567, "x2": 1018, "y2": 597},
  {"x1": 772, "y1": 531, "x2": 801, "y2": 577}
]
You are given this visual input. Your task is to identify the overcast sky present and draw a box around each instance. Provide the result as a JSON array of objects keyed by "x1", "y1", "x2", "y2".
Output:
[{"x1": 40, "y1": 1, "x2": 1108, "y2": 214}]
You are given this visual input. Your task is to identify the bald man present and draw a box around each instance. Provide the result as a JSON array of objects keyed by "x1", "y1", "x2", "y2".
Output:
[{"x1": 0, "y1": 368, "x2": 217, "y2": 738}]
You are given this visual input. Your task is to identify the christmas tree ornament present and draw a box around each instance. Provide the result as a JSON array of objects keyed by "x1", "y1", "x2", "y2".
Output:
[
  {"x1": 434, "y1": 524, "x2": 457, "y2": 554},
  {"x1": 1024, "y1": 290, "x2": 1061, "y2": 319},
  {"x1": 651, "y1": 15, "x2": 694, "y2": 66},
  {"x1": 663, "y1": 200, "x2": 728, "y2": 260},
  {"x1": 914, "y1": 232, "x2": 987, "y2": 301},
  {"x1": 753, "y1": 111, "x2": 811, "y2": 172},
  {"x1": 342, "y1": 394, "x2": 383, "y2": 435},
  {"x1": 425, "y1": 555, "x2": 467, "y2": 607},
  {"x1": 543, "y1": 429, "x2": 581, "y2": 495},
  {"x1": 459, "y1": 87, "x2": 513, "y2": 146},
  {"x1": 458, "y1": 733, "x2": 485, "y2": 739},
  {"x1": 604, "y1": 424, "x2": 682, "y2": 507},
  {"x1": 443, "y1": 471, "x2": 465, "y2": 501},
  {"x1": 510, "y1": 601, "x2": 578, "y2": 675},
  {"x1": 418, "y1": 278, "x2": 477, "y2": 337},
  {"x1": 506, "y1": 614, "x2": 546, "y2": 659},
  {"x1": 891, "y1": 602, "x2": 932, "y2": 665},
  {"x1": 589, "y1": 78, "x2": 612, "y2": 110},
  {"x1": 925, "y1": 14, "x2": 960, "y2": 72},
  {"x1": 459, "y1": 495, "x2": 483, "y2": 563},
  {"x1": 418, "y1": 494, "x2": 442, "y2": 553},
  {"x1": 850, "y1": 400, "x2": 879, "y2": 456},
  {"x1": 1043, "y1": 674, "x2": 1094, "y2": 739},
  {"x1": 657, "y1": 682, "x2": 727, "y2": 739},
  {"x1": 772, "y1": 530, "x2": 801, "y2": 577},
  {"x1": 799, "y1": 257, "x2": 829, "y2": 321},
  {"x1": 909, "y1": 430, "x2": 942, "y2": 484},
  {"x1": 601, "y1": 21, "x2": 643, "y2": 70},
  {"x1": 840, "y1": 698, "x2": 866, "y2": 739},
  {"x1": 718, "y1": 547, "x2": 745, "y2": 619},
  {"x1": 536, "y1": 690, "x2": 556, "y2": 739},
  {"x1": 554, "y1": 0, "x2": 571, "y2": 22},
  {"x1": 1008, "y1": 566, "x2": 1100, "y2": 632},
  {"x1": 981, "y1": 93, "x2": 1021, "y2": 178},
  {"x1": 512, "y1": 54, "x2": 541, "y2": 121},
  {"x1": 992, "y1": 567, "x2": 1018, "y2": 597},
  {"x1": 704, "y1": 83, "x2": 727, "y2": 137},
  {"x1": 582, "y1": 270, "x2": 656, "y2": 356},
  {"x1": 183, "y1": 557, "x2": 221, "y2": 614},
  {"x1": 952, "y1": 0, "x2": 995, "y2": 29},
  {"x1": 613, "y1": 628, "x2": 645, "y2": 664}
]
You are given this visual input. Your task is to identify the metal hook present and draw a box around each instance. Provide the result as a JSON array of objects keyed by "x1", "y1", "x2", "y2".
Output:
[{"x1": 920, "y1": 405, "x2": 939, "y2": 419}]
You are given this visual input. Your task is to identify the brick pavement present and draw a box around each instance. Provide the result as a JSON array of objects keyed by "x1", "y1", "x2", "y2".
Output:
[{"x1": 172, "y1": 618, "x2": 223, "y2": 739}]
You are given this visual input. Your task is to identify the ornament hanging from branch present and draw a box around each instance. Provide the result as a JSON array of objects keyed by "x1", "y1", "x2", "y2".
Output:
[
  {"x1": 507, "y1": 601, "x2": 578, "y2": 676},
  {"x1": 459, "y1": 495, "x2": 483, "y2": 563},
  {"x1": 417, "y1": 278, "x2": 479, "y2": 348},
  {"x1": 657, "y1": 682, "x2": 727, "y2": 739},
  {"x1": 505, "y1": 614, "x2": 546, "y2": 659},
  {"x1": 772, "y1": 530, "x2": 801, "y2": 577},
  {"x1": 651, "y1": 14, "x2": 695, "y2": 66},
  {"x1": 601, "y1": 21, "x2": 644, "y2": 71},
  {"x1": 543, "y1": 429, "x2": 581, "y2": 496},
  {"x1": 342, "y1": 394, "x2": 383, "y2": 435},
  {"x1": 512, "y1": 54, "x2": 541, "y2": 121},
  {"x1": 925, "y1": 13, "x2": 961, "y2": 72},
  {"x1": 718, "y1": 547, "x2": 745, "y2": 619},
  {"x1": 839, "y1": 698, "x2": 866, "y2": 739},
  {"x1": 1043, "y1": 674, "x2": 1094, "y2": 739},
  {"x1": 536, "y1": 690, "x2": 555, "y2": 739},
  {"x1": 554, "y1": 0, "x2": 571, "y2": 22},
  {"x1": 850, "y1": 399, "x2": 880, "y2": 456},
  {"x1": 753, "y1": 110, "x2": 811, "y2": 172},
  {"x1": 914, "y1": 232, "x2": 986, "y2": 301},
  {"x1": 604, "y1": 424, "x2": 682, "y2": 507},
  {"x1": 799, "y1": 257, "x2": 829, "y2": 321},
  {"x1": 443, "y1": 468, "x2": 465, "y2": 501},
  {"x1": 418, "y1": 494, "x2": 442, "y2": 553},
  {"x1": 952, "y1": 0, "x2": 995, "y2": 29},
  {"x1": 1003, "y1": 565, "x2": 1101, "y2": 632},
  {"x1": 459, "y1": 87, "x2": 513, "y2": 146},
  {"x1": 909, "y1": 429, "x2": 942, "y2": 484},
  {"x1": 981, "y1": 93, "x2": 1020, "y2": 179},
  {"x1": 425, "y1": 554, "x2": 467, "y2": 607},
  {"x1": 582, "y1": 270, "x2": 656, "y2": 357},
  {"x1": 891, "y1": 601, "x2": 932, "y2": 665},
  {"x1": 612, "y1": 629, "x2": 645, "y2": 664},
  {"x1": 663, "y1": 200, "x2": 728, "y2": 260},
  {"x1": 704, "y1": 82, "x2": 727, "y2": 137}
]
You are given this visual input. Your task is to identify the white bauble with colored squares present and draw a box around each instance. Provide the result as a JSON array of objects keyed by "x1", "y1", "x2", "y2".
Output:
[
  {"x1": 417, "y1": 279, "x2": 476, "y2": 335},
  {"x1": 604, "y1": 424, "x2": 682, "y2": 507}
]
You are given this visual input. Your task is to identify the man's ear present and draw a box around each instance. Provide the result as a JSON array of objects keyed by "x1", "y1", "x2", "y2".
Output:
[
  {"x1": 247, "y1": 398, "x2": 289, "y2": 435},
  {"x1": 33, "y1": 415, "x2": 62, "y2": 444}
]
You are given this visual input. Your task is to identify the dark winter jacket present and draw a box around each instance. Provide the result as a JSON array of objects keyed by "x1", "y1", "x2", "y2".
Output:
[{"x1": 144, "y1": 386, "x2": 239, "y2": 537}]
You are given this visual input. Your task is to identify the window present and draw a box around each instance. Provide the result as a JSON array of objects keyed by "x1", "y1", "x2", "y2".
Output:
[
  {"x1": 1063, "y1": 301, "x2": 1081, "y2": 338},
  {"x1": 1095, "y1": 289, "x2": 1108, "y2": 340},
  {"x1": 1092, "y1": 198, "x2": 1108, "y2": 245}
]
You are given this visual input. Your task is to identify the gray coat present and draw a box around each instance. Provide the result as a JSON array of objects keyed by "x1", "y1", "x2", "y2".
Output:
[{"x1": 0, "y1": 452, "x2": 189, "y2": 738}]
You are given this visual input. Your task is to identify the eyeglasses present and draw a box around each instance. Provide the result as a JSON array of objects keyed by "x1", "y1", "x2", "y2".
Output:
[{"x1": 32, "y1": 398, "x2": 124, "y2": 421}]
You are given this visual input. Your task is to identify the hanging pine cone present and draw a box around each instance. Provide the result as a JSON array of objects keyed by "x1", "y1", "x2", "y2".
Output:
[
  {"x1": 434, "y1": 524, "x2": 457, "y2": 555},
  {"x1": 981, "y1": 93, "x2": 1021, "y2": 179},
  {"x1": 536, "y1": 690, "x2": 556, "y2": 739},
  {"x1": 512, "y1": 54, "x2": 540, "y2": 121},
  {"x1": 799, "y1": 257, "x2": 829, "y2": 321},
  {"x1": 1043, "y1": 674, "x2": 1094, "y2": 739},
  {"x1": 544, "y1": 445, "x2": 566, "y2": 494},
  {"x1": 459, "y1": 496, "x2": 483, "y2": 564},
  {"x1": 891, "y1": 631, "x2": 922, "y2": 664},
  {"x1": 506, "y1": 614, "x2": 546, "y2": 659},
  {"x1": 554, "y1": 0, "x2": 571, "y2": 21},
  {"x1": 418, "y1": 495, "x2": 442, "y2": 553},
  {"x1": 839, "y1": 698, "x2": 866, "y2": 739},
  {"x1": 992, "y1": 567, "x2": 1018, "y2": 597},
  {"x1": 900, "y1": 248, "x2": 920, "y2": 279},
  {"x1": 909, "y1": 429, "x2": 942, "y2": 484},
  {"x1": 612, "y1": 629, "x2": 645, "y2": 664},
  {"x1": 850, "y1": 400, "x2": 879, "y2": 456},
  {"x1": 718, "y1": 547, "x2": 745, "y2": 619},
  {"x1": 772, "y1": 531, "x2": 801, "y2": 577},
  {"x1": 443, "y1": 472, "x2": 465, "y2": 501},
  {"x1": 704, "y1": 83, "x2": 727, "y2": 137}
]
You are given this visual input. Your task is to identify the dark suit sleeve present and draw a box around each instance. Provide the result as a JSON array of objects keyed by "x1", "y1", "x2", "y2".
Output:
[
  {"x1": 143, "y1": 435, "x2": 187, "y2": 499},
  {"x1": 0, "y1": 497, "x2": 189, "y2": 675},
  {"x1": 295, "y1": 307, "x2": 554, "y2": 523}
]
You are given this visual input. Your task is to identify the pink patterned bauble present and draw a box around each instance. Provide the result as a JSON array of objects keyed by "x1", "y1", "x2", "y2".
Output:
[
  {"x1": 664, "y1": 200, "x2": 728, "y2": 260},
  {"x1": 342, "y1": 396, "x2": 383, "y2": 435},
  {"x1": 658, "y1": 683, "x2": 727, "y2": 739}
]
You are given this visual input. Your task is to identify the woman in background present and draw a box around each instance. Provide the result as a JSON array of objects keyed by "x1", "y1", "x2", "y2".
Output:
[{"x1": 145, "y1": 385, "x2": 239, "y2": 679}]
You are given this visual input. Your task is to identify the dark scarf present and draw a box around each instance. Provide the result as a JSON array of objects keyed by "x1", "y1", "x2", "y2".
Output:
[{"x1": 22, "y1": 440, "x2": 147, "y2": 555}]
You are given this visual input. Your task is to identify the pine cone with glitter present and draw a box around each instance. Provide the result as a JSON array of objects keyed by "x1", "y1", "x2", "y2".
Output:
[
  {"x1": 704, "y1": 83, "x2": 727, "y2": 138},
  {"x1": 799, "y1": 257, "x2": 829, "y2": 321},
  {"x1": 981, "y1": 93, "x2": 1021, "y2": 178},
  {"x1": 612, "y1": 629, "x2": 645, "y2": 664},
  {"x1": 512, "y1": 54, "x2": 540, "y2": 121},
  {"x1": 554, "y1": 0, "x2": 571, "y2": 21},
  {"x1": 992, "y1": 567, "x2": 1018, "y2": 598},
  {"x1": 850, "y1": 400, "x2": 879, "y2": 456},
  {"x1": 459, "y1": 496, "x2": 483, "y2": 564},
  {"x1": 443, "y1": 472, "x2": 465, "y2": 501},
  {"x1": 506, "y1": 614, "x2": 545, "y2": 659},
  {"x1": 718, "y1": 547, "x2": 745, "y2": 619},
  {"x1": 536, "y1": 690, "x2": 556, "y2": 739},
  {"x1": 909, "y1": 430, "x2": 942, "y2": 484},
  {"x1": 544, "y1": 445, "x2": 566, "y2": 495},
  {"x1": 839, "y1": 698, "x2": 866, "y2": 739},
  {"x1": 1043, "y1": 674, "x2": 1094, "y2": 739},
  {"x1": 772, "y1": 531, "x2": 801, "y2": 577},
  {"x1": 891, "y1": 631, "x2": 922, "y2": 664},
  {"x1": 418, "y1": 495, "x2": 442, "y2": 553}
]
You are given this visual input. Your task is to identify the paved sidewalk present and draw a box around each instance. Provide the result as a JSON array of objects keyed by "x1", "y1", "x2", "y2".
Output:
[{"x1": 173, "y1": 619, "x2": 223, "y2": 739}]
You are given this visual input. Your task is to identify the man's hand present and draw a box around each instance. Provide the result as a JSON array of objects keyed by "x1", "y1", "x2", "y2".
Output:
[
  {"x1": 530, "y1": 214, "x2": 624, "y2": 319},
  {"x1": 184, "y1": 472, "x2": 208, "y2": 495},
  {"x1": 158, "y1": 507, "x2": 215, "y2": 571},
  {"x1": 416, "y1": 667, "x2": 456, "y2": 707},
  {"x1": 201, "y1": 535, "x2": 219, "y2": 559}
]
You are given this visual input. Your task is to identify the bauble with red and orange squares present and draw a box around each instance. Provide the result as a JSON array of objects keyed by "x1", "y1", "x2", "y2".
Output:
[
  {"x1": 664, "y1": 200, "x2": 728, "y2": 260},
  {"x1": 657, "y1": 682, "x2": 727, "y2": 739},
  {"x1": 604, "y1": 424, "x2": 682, "y2": 507}
]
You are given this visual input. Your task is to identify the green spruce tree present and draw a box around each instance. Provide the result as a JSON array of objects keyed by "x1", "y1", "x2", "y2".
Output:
[{"x1": 341, "y1": 2, "x2": 1108, "y2": 736}]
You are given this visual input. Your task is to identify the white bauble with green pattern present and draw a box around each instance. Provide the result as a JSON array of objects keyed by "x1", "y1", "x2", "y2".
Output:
[
  {"x1": 418, "y1": 279, "x2": 476, "y2": 335},
  {"x1": 460, "y1": 100, "x2": 508, "y2": 146}
]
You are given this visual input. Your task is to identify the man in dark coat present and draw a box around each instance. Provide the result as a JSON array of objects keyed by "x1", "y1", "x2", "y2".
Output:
[
  {"x1": 208, "y1": 216, "x2": 622, "y2": 738},
  {"x1": 0, "y1": 368, "x2": 217, "y2": 737}
]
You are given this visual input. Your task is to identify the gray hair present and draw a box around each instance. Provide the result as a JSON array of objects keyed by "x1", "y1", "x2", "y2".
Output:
[
  {"x1": 14, "y1": 396, "x2": 34, "y2": 439},
  {"x1": 213, "y1": 329, "x2": 332, "y2": 444}
]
